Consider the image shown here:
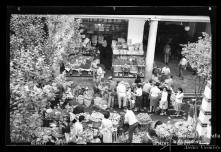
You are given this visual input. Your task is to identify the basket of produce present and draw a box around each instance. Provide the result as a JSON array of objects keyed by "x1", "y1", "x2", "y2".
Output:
[
  {"x1": 75, "y1": 112, "x2": 91, "y2": 122},
  {"x1": 76, "y1": 95, "x2": 84, "y2": 105},
  {"x1": 136, "y1": 113, "x2": 152, "y2": 124},
  {"x1": 109, "y1": 112, "x2": 121, "y2": 126},
  {"x1": 90, "y1": 111, "x2": 104, "y2": 122}
]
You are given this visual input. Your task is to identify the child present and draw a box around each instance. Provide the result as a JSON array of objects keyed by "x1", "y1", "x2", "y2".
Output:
[{"x1": 159, "y1": 87, "x2": 168, "y2": 115}]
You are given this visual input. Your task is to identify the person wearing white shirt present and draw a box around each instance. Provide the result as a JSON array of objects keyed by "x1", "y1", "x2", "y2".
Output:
[
  {"x1": 162, "y1": 65, "x2": 171, "y2": 75},
  {"x1": 132, "y1": 85, "x2": 143, "y2": 112},
  {"x1": 123, "y1": 107, "x2": 139, "y2": 143},
  {"x1": 70, "y1": 115, "x2": 84, "y2": 140},
  {"x1": 96, "y1": 65, "x2": 104, "y2": 83},
  {"x1": 159, "y1": 87, "x2": 168, "y2": 115},
  {"x1": 175, "y1": 88, "x2": 184, "y2": 116},
  {"x1": 179, "y1": 57, "x2": 188, "y2": 80},
  {"x1": 116, "y1": 82, "x2": 127, "y2": 108},
  {"x1": 99, "y1": 111, "x2": 113, "y2": 143},
  {"x1": 149, "y1": 83, "x2": 161, "y2": 113}
]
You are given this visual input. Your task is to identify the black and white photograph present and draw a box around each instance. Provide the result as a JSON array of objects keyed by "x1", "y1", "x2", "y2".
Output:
[{"x1": 6, "y1": 5, "x2": 218, "y2": 150}]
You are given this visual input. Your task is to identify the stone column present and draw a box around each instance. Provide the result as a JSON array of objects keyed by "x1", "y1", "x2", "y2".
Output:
[
  {"x1": 144, "y1": 20, "x2": 158, "y2": 81},
  {"x1": 196, "y1": 80, "x2": 211, "y2": 144}
]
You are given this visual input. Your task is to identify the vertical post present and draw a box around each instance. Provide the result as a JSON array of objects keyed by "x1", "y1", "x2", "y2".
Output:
[{"x1": 144, "y1": 20, "x2": 158, "y2": 81}]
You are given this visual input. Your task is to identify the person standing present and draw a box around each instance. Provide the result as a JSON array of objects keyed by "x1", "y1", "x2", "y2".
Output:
[
  {"x1": 163, "y1": 43, "x2": 171, "y2": 65},
  {"x1": 132, "y1": 84, "x2": 143, "y2": 112},
  {"x1": 107, "y1": 76, "x2": 117, "y2": 109},
  {"x1": 161, "y1": 64, "x2": 170, "y2": 80},
  {"x1": 70, "y1": 115, "x2": 85, "y2": 141},
  {"x1": 159, "y1": 87, "x2": 168, "y2": 115},
  {"x1": 142, "y1": 80, "x2": 152, "y2": 112},
  {"x1": 96, "y1": 64, "x2": 105, "y2": 83},
  {"x1": 178, "y1": 56, "x2": 188, "y2": 80},
  {"x1": 123, "y1": 106, "x2": 139, "y2": 143},
  {"x1": 175, "y1": 88, "x2": 184, "y2": 116},
  {"x1": 149, "y1": 83, "x2": 161, "y2": 113},
  {"x1": 99, "y1": 111, "x2": 113, "y2": 143},
  {"x1": 116, "y1": 81, "x2": 127, "y2": 109},
  {"x1": 134, "y1": 74, "x2": 142, "y2": 85}
]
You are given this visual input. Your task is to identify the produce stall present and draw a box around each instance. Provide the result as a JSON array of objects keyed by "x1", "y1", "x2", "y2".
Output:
[
  {"x1": 112, "y1": 39, "x2": 145, "y2": 78},
  {"x1": 65, "y1": 47, "x2": 100, "y2": 77}
]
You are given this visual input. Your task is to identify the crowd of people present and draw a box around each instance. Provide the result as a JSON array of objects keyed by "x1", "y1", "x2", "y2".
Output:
[{"x1": 91, "y1": 63, "x2": 185, "y2": 118}]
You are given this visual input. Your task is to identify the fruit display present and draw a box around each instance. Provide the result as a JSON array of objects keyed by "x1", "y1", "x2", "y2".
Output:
[
  {"x1": 109, "y1": 112, "x2": 121, "y2": 126},
  {"x1": 89, "y1": 111, "x2": 104, "y2": 122},
  {"x1": 82, "y1": 128, "x2": 94, "y2": 142},
  {"x1": 65, "y1": 55, "x2": 94, "y2": 70},
  {"x1": 155, "y1": 123, "x2": 174, "y2": 139},
  {"x1": 112, "y1": 56, "x2": 145, "y2": 66},
  {"x1": 75, "y1": 112, "x2": 91, "y2": 122},
  {"x1": 174, "y1": 121, "x2": 195, "y2": 138},
  {"x1": 136, "y1": 113, "x2": 152, "y2": 123}
]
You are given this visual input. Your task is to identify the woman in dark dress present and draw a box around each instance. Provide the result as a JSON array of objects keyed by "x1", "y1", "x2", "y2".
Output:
[{"x1": 99, "y1": 38, "x2": 113, "y2": 70}]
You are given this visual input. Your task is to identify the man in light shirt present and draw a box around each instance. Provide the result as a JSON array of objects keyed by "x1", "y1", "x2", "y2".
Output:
[
  {"x1": 117, "y1": 81, "x2": 127, "y2": 109},
  {"x1": 161, "y1": 64, "x2": 171, "y2": 76},
  {"x1": 123, "y1": 106, "x2": 139, "y2": 143},
  {"x1": 179, "y1": 56, "x2": 188, "y2": 80},
  {"x1": 149, "y1": 83, "x2": 161, "y2": 113}
]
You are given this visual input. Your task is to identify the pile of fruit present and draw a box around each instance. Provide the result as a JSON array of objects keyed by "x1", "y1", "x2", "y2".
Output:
[
  {"x1": 75, "y1": 112, "x2": 91, "y2": 122},
  {"x1": 174, "y1": 121, "x2": 195, "y2": 138},
  {"x1": 155, "y1": 123, "x2": 174, "y2": 140},
  {"x1": 136, "y1": 113, "x2": 152, "y2": 123},
  {"x1": 109, "y1": 112, "x2": 121, "y2": 126},
  {"x1": 81, "y1": 128, "x2": 94, "y2": 142},
  {"x1": 89, "y1": 111, "x2": 104, "y2": 122}
]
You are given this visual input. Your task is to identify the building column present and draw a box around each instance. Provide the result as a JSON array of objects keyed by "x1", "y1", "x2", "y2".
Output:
[
  {"x1": 144, "y1": 20, "x2": 158, "y2": 81},
  {"x1": 196, "y1": 80, "x2": 211, "y2": 144}
]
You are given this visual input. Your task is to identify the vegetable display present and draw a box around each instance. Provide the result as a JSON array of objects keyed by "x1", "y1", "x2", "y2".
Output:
[
  {"x1": 136, "y1": 113, "x2": 152, "y2": 123},
  {"x1": 89, "y1": 111, "x2": 104, "y2": 122}
]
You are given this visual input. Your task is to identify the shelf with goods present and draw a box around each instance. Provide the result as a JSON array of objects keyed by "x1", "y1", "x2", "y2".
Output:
[{"x1": 112, "y1": 48, "x2": 145, "y2": 78}]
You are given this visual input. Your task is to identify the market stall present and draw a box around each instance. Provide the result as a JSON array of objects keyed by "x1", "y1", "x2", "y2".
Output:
[{"x1": 112, "y1": 39, "x2": 145, "y2": 78}]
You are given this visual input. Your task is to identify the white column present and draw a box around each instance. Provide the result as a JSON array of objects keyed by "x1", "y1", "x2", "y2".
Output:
[{"x1": 144, "y1": 20, "x2": 158, "y2": 81}]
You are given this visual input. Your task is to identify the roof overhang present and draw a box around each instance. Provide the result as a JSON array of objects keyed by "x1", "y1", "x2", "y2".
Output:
[{"x1": 72, "y1": 15, "x2": 210, "y2": 23}]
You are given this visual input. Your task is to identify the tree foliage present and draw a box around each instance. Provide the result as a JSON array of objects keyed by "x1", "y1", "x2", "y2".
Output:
[
  {"x1": 9, "y1": 15, "x2": 80, "y2": 144},
  {"x1": 181, "y1": 32, "x2": 212, "y2": 80}
]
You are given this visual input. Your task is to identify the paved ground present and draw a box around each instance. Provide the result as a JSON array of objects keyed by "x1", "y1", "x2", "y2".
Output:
[{"x1": 67, "y1": 58, "x2": 202, "y2": 93}]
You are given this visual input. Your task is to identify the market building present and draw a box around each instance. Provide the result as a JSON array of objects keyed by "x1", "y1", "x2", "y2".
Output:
[{"x1": 74, "y1": 15, "x2": 210, "y2": 81}]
